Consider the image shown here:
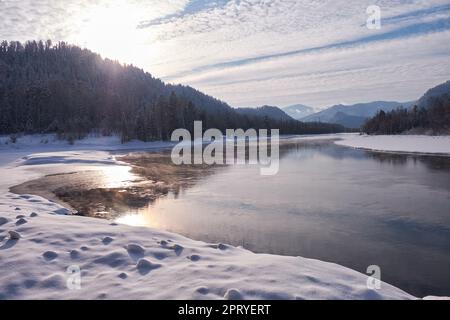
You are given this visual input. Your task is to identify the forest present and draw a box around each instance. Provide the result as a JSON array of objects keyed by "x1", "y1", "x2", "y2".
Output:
[
  {"x1": 0, "y1": 40, "x2": 345, "y2": 142},
  {"x1": 362, "y1": 94, "x2": 450, "y2": 135}
]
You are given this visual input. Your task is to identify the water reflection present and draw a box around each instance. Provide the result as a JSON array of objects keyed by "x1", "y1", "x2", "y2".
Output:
[
  {"x1": 11, "y1": 138, "x2": 450, "y2": 297},
  {"x1": 116, "y1": 140, "x2": 450, "y2": 297},
  {"x1": 100, "y1": 165, "x2": 137, "y2": 188}
]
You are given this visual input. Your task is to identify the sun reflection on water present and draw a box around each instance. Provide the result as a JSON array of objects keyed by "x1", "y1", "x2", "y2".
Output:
[
  {"x1": 115, "y1": 211, "x2": 150, "y2": 227},
  {"x1": 100, "y1": 165, "x2": 136, "y2": 188},
  {"x1": 115, "y1": 208, "x2": 165, "y2": 230},
  {"x1": 115, "y1": 194, "x2": 177, "y2": 228}
]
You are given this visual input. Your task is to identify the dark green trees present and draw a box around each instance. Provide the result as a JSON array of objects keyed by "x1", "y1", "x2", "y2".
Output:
[
  {"x1": 362, "y1": 95, "x2": 450, "y2": 134},
  {"x1": 0, "y1": 40, "x2": 345, "y2": 141}
]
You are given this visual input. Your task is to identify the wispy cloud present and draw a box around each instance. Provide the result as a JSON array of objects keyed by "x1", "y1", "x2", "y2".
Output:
[
  {"x1": 163, "y1": 16, "x2": 450, "y2": 81},
  {"x1": 1, "y1": 0, "x2": 450, "y2": 108}
]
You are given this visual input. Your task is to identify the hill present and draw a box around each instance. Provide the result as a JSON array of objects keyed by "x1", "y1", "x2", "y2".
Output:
[
  {"x1": 418, "y1": 80, "x2": 450, "y2": 108},
  {"x1": 235, "y1": 105, "x2": 294, "y2": 121},
  {"x1": 362, "y1": 81, "x2": 450, "y2": 135},
  {"x1": 0, "y1": 40, "x2": 345, "y2": 141},
  {"x1": 328, "y1": 112, "x2": 368, "y2": 129}
]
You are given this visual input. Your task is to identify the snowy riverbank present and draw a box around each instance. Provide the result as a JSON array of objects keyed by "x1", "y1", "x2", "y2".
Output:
[
  {"x1": 0, "y1": 134, "x2": 439, "y2": 300},
  {"x1": 335, "y1": 134, "x2": 450, "y2": 155}
]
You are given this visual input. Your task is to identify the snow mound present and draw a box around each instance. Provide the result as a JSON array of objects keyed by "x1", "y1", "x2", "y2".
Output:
[
  {"x1": 8, "y1": 230, "x2": 21, "y2": 240},
  {"x1": 0, "y1": 217, "x2": 9, "y2": 226},
  {"x1": 136, "y1": 259, "x2": 162, "y2": 275},
  {"x1": 126, "y1": 243, "x2": 145, "y2": 259},
  {"x1": 16, "y1": 218, "x2": 28, "y2": 226},
  {"x1": 43, "y1": 251, "x2": 58, "y2": 261},
  {"x1": 52, "y1": 208, "x2": 73, "y2": 215},
  {"x1": 224, "y1": 289, "x2": 243, "y2": 300},
  {"x1": 102, "y1": 237, "x2": 114, "y2": 245}
]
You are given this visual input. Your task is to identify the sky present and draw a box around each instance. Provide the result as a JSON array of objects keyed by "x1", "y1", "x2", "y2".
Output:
[{"x1": 1, "y1": 0, "x2": 450, "y2": 109}]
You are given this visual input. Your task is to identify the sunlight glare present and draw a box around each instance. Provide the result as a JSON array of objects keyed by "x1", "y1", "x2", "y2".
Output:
[
  {"x1": 72, "y1": 2, "x2": 154, "y2": 65},
  {"x1": 115, "y1": 212, "x2": 152, "y2": 227},
  {"x1": 101, "y1": 165, "x2": 136, "y2": 188}
]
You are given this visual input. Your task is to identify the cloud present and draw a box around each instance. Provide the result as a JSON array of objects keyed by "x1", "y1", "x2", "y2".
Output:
[
  {"x1": 147, "y1": 0, "x2": 450, "y2": 107},
  {"x1": 162, "y1": 15, "x2": 450, "y2": 81},
  {"x1": 0, "y1": 0, "x2": 188, "y2": 41},
  {"x1": 177, "y1": 30, "x2": 450, "y2": 107},
  {"x1": 1, "y1": 0, "x2": 450, "y2": 108}
]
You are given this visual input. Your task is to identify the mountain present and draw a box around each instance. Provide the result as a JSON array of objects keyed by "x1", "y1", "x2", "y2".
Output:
[
  {"x1": 328, "y1": 112, "x2": 368, "y2": 129},
  {"x1": 282, "y1": 104, "x2": 315, "y2": 120},
  {"x1": 301, "y1": 101, "x2": 411, "y2": 128},
  {"x1": 362, "y1": 80, "x2": 450, "y2": 135},
  {"x1": 235, "y1": 105, "x2": 294, "y2": 121},
  {"x1": 302, "y1": 101, "x2": 407, "y2": 122},
  {"x1": 418, "y1": 80, "x2": 450, "y2": 108},
  {"x1": 0, "y1": 40, "x2": 346, "y2": 140}
]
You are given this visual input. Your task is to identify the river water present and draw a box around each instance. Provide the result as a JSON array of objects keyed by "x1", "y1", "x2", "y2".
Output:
[{"x1": 115, "y1": 139, "x2": 450, "y2": 297}]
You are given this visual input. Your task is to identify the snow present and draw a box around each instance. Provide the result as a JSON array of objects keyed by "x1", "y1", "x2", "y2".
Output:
[
  {"x1": 0, "y1": 133, "x2": 444, "y2": 300},
  {"x1": 335, "y1": 134, "x2": 450, "y2": 155},
  {"x1": 0, "y1": 134, "x2": 176, "y2": 167}
]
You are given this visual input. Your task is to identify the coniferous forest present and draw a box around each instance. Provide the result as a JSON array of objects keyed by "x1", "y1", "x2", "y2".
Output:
[
  {"x1": 362, "y1": 95, "x2": 450, "y2": 135},
  {"x1": 0, "y1": 40, "x2": 345, "y2": 142}
]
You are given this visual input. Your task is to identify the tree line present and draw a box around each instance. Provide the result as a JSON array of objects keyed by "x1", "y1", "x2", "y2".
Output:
[
  {"x1": 0, "y1": 40, "x2": 345, "y2": 142},
  {"x1": 362, "y1": 95, "x2": 450, "y2": 135}
]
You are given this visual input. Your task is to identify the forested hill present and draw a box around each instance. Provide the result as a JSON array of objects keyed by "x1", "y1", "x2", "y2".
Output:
[
  {"x1": 362, "y1": 81, "x2": 450, "y2": 135},
  {"x1": 0, "y1": 40, "x2": 345, "y2": 141},
  {"x1": 235, "y1": 105, "x2": 294, "y2": 121}
]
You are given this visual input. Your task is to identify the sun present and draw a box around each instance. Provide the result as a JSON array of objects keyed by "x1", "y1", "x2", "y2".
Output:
[{"x1": 72, "y1": 2, "x2": 151, "y2": 65}]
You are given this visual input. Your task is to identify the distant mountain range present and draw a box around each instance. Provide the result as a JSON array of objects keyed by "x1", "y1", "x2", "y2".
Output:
[
  {"x1": 235, "y1": 81, "x2": 450, "y2": 130},
  {"x1": 282, "y1": 104, "x2": 315, "y2": 120},
  {"x1": 238, "y1": 100, "x2": 417, "y2": 129},
  {"x1": 300, "y1": 101, "x2": 413, "y2": 128},
  {"x1": 237, "y1": 101, "x2": 411, "y2": 129},
  {"x1": 300, "y1": 81, "x2": 450, "y2": 128}
]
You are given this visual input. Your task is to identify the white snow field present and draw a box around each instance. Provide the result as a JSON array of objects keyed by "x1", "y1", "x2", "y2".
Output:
[
  {"x1": 335, "y1": 134, "x2": 450, "y2": 155},
  {"x1": 0, "y1": 133, "x2": 442, "y2": 300}
]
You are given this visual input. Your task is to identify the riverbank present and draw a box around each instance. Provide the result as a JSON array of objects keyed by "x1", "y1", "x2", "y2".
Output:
[
  {"x1": 335, "y1": 134, "x2": 450, "y2": 155},
  {"x1": 0, "y1": 133, "x2": 440, "y2": 299}
]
